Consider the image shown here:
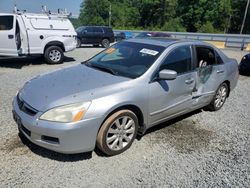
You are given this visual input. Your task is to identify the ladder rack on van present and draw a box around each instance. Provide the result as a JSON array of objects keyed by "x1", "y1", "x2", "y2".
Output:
[{"x1": 13, "y1": 5, "x2": 72, "y2": 18}]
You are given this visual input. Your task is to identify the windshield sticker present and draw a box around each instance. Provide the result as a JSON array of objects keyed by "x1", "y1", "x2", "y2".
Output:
[
  {"x1": 140, "y1": 48, "x2": 159, "y2": 56},
  {"x1": 105, "y1": 48, "x2": 116, "y2": 54}
]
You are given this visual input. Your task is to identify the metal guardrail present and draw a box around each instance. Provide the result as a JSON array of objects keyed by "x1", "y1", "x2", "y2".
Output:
[{"x1": 114, "y1": 30, "x2": 250, "y2": 50}]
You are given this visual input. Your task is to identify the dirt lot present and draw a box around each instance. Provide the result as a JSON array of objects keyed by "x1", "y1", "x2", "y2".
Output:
[{"x1": 0, "y1": 47, "x2": 249, "y2": 187}]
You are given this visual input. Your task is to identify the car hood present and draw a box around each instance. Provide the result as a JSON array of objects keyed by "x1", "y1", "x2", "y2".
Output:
[{"x1": 19, "y1": 64, "x2": 131, "y2": 112}]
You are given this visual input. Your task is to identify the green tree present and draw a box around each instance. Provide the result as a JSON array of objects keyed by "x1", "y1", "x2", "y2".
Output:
[
  {"x1": 79, "y1": 0, "x2": 110, "y2": 25},
  {"x1": 162, "y1": 18, "x2": 186, "y2": 32},
  {"x1": 177, "y1": 0, "x2": 232, "y2": 33},
  {"x1": 77, "y1": 0, "x2": 249, "y2": 34},
  {"x1": 229, "y1": 0, "x2": 250, "y2": 34}
]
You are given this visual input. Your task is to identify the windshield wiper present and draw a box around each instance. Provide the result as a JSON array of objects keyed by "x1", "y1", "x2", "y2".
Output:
[{"x1": 84, "y1": 62, "x2": 118, "y2": 76}]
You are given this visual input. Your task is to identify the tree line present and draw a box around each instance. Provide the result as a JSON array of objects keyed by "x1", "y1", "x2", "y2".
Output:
[{"x1": 71, "y1": 0, "x2": 250, "y2": 34}]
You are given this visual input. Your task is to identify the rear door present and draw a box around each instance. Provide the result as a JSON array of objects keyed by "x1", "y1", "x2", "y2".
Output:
[
  {"x1": 0, "y1": 15, "x2": 18, "y2": 56},
  {"x1": 93, "y1": 27, "x2": 104, "y2": 43},
  {"x1": 192, "y1": 46, "x2": 225, "y2": 108}
]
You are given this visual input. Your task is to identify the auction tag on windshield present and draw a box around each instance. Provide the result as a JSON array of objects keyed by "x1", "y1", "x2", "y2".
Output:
[
  {"x1": 105, "y1": 48, "x2": 116, "y2": 54},
  {"x1": 140, "y1": 48, "x2": 159, "y2": 56}
]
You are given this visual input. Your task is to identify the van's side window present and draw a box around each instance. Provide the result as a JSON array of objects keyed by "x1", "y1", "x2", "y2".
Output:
[
  {"x1": 160, "y1": 46, "x2": 192, "y2": 74},
  {"x1": 0, "y1": 16, "x2": 13, "y2": 30}
]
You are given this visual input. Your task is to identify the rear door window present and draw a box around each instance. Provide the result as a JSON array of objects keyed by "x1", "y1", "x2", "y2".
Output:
[
  {"x1": 93, "y1": 27, "x2": 103, "y2": 33},
  {"x1": 0, "y1": 16, "x2": 14, "y2": 30},
  {"x1": 196, "y1": 47, "x2": 216, "y2": 67}
]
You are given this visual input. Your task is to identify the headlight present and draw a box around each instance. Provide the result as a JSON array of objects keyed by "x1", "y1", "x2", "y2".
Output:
[{"x1": 40, "y1": 101, "x2": 91, "y2": 123}]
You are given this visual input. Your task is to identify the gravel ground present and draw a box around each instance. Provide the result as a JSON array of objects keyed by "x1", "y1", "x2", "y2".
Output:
[{"x1": 0, "y1": 47, "x2": 249, "y2": 187}]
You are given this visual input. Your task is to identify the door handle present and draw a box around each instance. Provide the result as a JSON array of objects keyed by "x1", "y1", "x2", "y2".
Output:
[
  {"x1": 185, "y1": 78, "x2": 194, "y2": 85},
  {"x1": 8, "y1": 35, "x2": 14, "y2": 39},
  {"x1": 217, "y1": 70, "x2": 224, "y2": 74}
]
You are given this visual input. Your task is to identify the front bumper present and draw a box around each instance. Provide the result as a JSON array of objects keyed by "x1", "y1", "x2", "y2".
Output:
[
  {"x1": 64, "y1": 38, "x2": 77, "y2": 52},
  {"x1": 12, "y1": 96, "x2": 103, "y2": 154}
]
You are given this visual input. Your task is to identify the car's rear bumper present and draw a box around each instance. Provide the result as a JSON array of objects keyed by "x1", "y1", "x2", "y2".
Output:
[{"x1": 12, "y1": 96, "x2": 103, "y2": 154}]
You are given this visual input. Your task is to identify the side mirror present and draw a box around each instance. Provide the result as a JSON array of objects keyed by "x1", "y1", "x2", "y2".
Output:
[{"x1": 158, "y1": 69, "x2": 177, "y2": 80}]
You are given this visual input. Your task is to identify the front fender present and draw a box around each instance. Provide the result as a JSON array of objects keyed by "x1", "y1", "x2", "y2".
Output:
[{"x1": 85, "y1": 84, "x2": 149, "y2": 128}]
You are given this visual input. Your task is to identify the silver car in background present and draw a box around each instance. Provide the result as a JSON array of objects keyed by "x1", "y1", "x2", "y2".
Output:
[{"x1": 12, "y1": 39, "x2": 239, "y2": 156}]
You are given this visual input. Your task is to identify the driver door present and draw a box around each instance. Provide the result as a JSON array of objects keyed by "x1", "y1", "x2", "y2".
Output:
[
  {"x1": 0, "y1": 15, "x2": 18, "y2": 56},
  {"x1": 148, "y1": 45, "x2": 196, "y2": 126}
]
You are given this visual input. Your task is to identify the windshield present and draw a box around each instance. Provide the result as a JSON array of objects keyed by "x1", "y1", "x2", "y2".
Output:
[
  {"x1": 76, "y1": 26, "x2": 85, "y2": 32},
  {"x1": 85, "y1": 41, "x2": 165, "y2": 78}
]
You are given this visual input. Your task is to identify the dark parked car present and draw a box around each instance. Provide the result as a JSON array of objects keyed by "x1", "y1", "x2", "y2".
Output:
[
  {"x1": 239, "y1": 54, "x2": 250, "y2": 76},
  {"x1": 135, "y1": 32, "x2": 171, "y2": 38},
  {"x1": 76, "y1": 26, "x2": 115, "y2": 48},
  {"x1": 115, "y1": 31, "x2": 134, "y2": 41}
]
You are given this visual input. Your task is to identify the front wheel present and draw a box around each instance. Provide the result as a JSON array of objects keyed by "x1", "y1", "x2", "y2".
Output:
[
  {"x1": 96, "y1": 110, "x2": 138, "y2": 156},
  {"x1": 44, "y1": 46, "x2": 64, "y2": 64},
  {"x1": 101, "y1": 39, "x2": 110, "y2": 48},
  {"x1": 205, "y1": 83, "x2": 229, "y2": 111}
]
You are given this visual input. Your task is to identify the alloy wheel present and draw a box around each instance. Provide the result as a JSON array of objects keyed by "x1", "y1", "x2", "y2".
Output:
[
  {"x1": 106, "y1": 116, "x2": 136, "y2": 151},
  {"x1": 49, "y1": 50, "x2": 61, "y2": 62}
]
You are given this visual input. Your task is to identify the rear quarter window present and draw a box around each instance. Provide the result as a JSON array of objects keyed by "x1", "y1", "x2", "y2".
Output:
[
  {"x1": 0, "y1": 16, "x2": 13, "y2": 30},
  {"x1": 104, "y1": 27, "x2": 113, "y2": 34}
]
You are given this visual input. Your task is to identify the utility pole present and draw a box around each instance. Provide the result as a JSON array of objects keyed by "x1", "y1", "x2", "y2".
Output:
[
  {"x1": 109, "y1": 4, "x2": 112, "y2": 27},
  {"x1": 240, "y1": 0, "x2": 250, "y2": 34}
]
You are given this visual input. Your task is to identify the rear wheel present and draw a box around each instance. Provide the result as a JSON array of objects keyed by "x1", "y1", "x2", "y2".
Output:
[
  {"x1": 101, "y1": 39, "x2": 110, "y2": 48},
  {"x1": 96, "y1": 110, "x2": 138, "y2": 156},
  {"x1": 44, "y1": 46, "x2": 64, "y2": 64},
  {"x1": 205, "y1": 83, "x2": 229, "y2": 111}
]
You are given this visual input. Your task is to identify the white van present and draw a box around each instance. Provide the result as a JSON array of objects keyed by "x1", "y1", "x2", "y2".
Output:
[{"x1": 0, "y1": 11, "x2": 77, "y2": 64}]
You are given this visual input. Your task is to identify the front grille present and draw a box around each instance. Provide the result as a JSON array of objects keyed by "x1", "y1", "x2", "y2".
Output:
[{"x1": 17, "y1": 94, "x2": 38, "y2": 116}]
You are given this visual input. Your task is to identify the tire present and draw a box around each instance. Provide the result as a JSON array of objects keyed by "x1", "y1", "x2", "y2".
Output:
[
  {"x1": 101, "y1": 38, "x2": 110, "y2": 48},
  {"x1": 44, "y1": 46, "x2": 64, "y2": 64},
  {"x1": 96, "y1": 110, "x2": 139, "y2": 156},
  {"x1": 205, "y1": 83, "x2": 229, "y2": 111},
  {"x1": 76, "y1": 38, "x2": 81, "y2": 48}
]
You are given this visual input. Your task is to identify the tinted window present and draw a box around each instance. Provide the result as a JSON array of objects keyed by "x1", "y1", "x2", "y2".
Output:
[
  {"x1": 93, "y1": 27, "x2": 103, "y2": 33},
  {"x1": 160, "y1": 46, "x2": 192, "y2": 74},
  {"x1": 103, "y1": 27, "x2": 113, "y2": 34},
  {"x1": 85, "y1": 27, "x2": 93, "y2": 32},
  {"x1": 196, "y1": 47, "x2": 216, "y2": 67},
  {"x1": 215, "y1": 51, "x2": 224, "y2": 64},
  {"x1": 0, "y1": 16, "x2": 13, "y2": 30},
  {"x1": 86, "y1": 41, "x2": 165, "y2": 78}
]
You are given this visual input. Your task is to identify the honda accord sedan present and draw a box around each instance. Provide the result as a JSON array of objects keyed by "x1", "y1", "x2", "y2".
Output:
[{"x1": 12, "y1": 38, "x2": 239, "y2": 156}]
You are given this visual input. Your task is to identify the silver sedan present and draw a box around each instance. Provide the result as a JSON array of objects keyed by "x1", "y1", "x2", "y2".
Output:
[{"x1": 12, "y1": 39, "x2": 239, "y2": 156}]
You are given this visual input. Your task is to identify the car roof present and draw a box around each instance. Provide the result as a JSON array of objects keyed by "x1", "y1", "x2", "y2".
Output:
[{"x1": 127, "y1": 38, "x2": 209, "y2": 48}]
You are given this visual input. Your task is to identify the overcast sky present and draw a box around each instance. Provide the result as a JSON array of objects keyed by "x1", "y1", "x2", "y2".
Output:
[{"x1": 0, "y1": 0, "x2": 82, "y2": 17}]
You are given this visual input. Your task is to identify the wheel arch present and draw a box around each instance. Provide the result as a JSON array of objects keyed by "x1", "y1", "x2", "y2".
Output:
[
  {"x1": 44, "y1": 41, "x2": 65, "y2": 53},
  {"x1": 98, "y1": 104, "x2": 145, "y2": 134}
]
